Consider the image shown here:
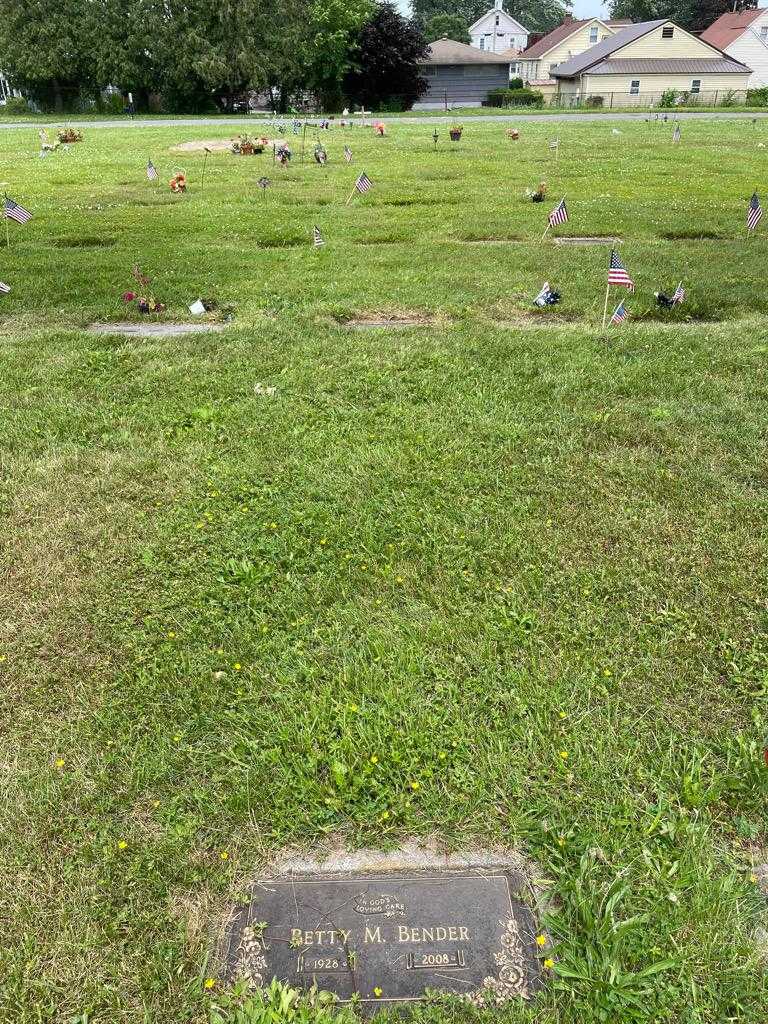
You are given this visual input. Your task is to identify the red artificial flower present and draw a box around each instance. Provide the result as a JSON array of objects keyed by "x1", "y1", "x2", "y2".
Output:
[{"x1": 122, "y1": 291, "x2": 136, "y2": 302}]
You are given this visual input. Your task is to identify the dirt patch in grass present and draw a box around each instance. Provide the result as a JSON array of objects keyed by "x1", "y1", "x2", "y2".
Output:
[
  {"x1": 382, "y1": 197, "x2": 458, "y2": 207},
  {"x1": 496, "y1": 309, "x2": 584, "y2": 327},
  {"x1": 554, "y1": 236, "x2": 621, "y2": 246},
  {"x1": 169, "y1": 139, "x2": 236, "y2": 154},
  {"x1": 455, "y1": 235, "x2": 523, "y2": 245},
  {"x1": 355, "y1": 236, "x2": 408, "y2": 246},
  {"x1": 659, "y1": 230, "x2": 725, "y2": 240},
  {"x1": 257, "y1": 236, "x2": 310, "y2": 249},
  {"x1": 339, "y1": 311, "x2": 436, "y2": 329},
  {"x1": 51, "y1": 237, "x2": 116, "y2": 249}
]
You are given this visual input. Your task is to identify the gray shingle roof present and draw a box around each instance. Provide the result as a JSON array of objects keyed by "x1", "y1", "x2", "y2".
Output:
[
  {"x1": 550, "y1": 19, "x2": 667, "y2": 77},
  {"x1": 419, "y1": 38, "x2": 513, "y2": 65},
  {"x1": 586, "y1": 57, "x2": 751, "y2": 75}
]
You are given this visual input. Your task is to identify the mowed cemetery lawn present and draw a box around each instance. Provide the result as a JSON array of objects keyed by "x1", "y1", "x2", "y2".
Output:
[{"x1": 2, "y1": 117, "x2": 768, "y2": 1023}]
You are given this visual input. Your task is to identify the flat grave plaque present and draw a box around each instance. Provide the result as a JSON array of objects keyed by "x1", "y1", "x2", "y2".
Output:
[{"x1": 222, "y1": 871, "x2": 542, "y2": 1013}]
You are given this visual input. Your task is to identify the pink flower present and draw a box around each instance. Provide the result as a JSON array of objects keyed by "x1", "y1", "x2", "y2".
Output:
[{"x1": 122, "y1": 291, "x2": 136, "y2": 302}]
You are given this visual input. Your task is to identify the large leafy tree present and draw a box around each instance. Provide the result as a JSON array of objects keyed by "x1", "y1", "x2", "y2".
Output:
[
  {"x1": 412, "y1": 0, "x2": 571, "y2": 34},
  {"x1": 425, "y1": 13, "x2": 471, "y2": 43},
  {"x1": 607, "y1": 0, "x2": 756, "y2": 32},
  {"x1": 0, "y1": 0, "x2": 103, "y2": 109},
  {"x1": 343, "y1": 2, "x2": 429, "y2": 110}
]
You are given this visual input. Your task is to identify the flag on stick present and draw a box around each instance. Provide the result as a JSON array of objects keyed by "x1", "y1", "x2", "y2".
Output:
[
  {"x1": 672, "y1": 281, "x2": 685, "y2": 305},
  {"x1": 0, "y1": 281, "x2": 10, "y2": 293},
  {"x1": 748, "y1": 192, "x2": 763, "y2": 232},
  {"x1": 549, "y1": 137, "x2": 559, "y2": 151},
  {"x1": 346, "y1": 171, "x2": 373, "y2": 205},
  {"x1": 672, "y1": 123, "x2": 681, "y2": 143},
  {"x1": 4, "y1": 197, "x2": 32, "y2": 224},
  {"x1": 313, "y1": 225, "x2": 325, "y2": 247},
  {"x1": 608, "y1": 249, "x2": 634, "y2": 291},
  {"x1": 533, "y1": 282, "x2": 552, "y2": 307},
  {"x1": 610, "y1": 301, "x2": 628, "y2": 325},
  {"x1": 147, "y1": 159, "x2": 158, "y2": 181},
  {"x1": 344, "y1": 145, "x2": 353, "y2": 163},
  {"x1": 548, "y1": 197, "x2": 568, "y2": 228}
]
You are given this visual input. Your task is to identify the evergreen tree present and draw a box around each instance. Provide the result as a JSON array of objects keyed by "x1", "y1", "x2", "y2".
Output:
[{"x1": 424, "y1": 13, "x2": 471, "y2": 43}]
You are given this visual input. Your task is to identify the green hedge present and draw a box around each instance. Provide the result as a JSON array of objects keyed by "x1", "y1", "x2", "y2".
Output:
[{"x1": 487, "y1": 87, "x2": 544, "y2": 108}]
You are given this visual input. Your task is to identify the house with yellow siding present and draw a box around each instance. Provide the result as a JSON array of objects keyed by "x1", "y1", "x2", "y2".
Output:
[
  {"x1": 550, "y1": 19, "x2": 752, "y2": 107},
  {"x1": 517, "y1": 16, "x2": 633, "y2": 86}
]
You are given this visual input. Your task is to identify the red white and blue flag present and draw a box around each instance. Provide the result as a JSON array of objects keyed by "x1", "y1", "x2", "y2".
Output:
[
  {"x1": 548, "y1": 197, "x2": 568, "y2": 228},
  {"x1": 4, "y1": 197, "x2": 32, "y2": 224},
  {"x1": 610, "y1": 301, "x2": 628, "y2": 325},
  {"x1": 354, "y1": 171, "x2": 372, "y2": 194},
  {"x1": 748, "y1": 192, "x2": 763, "y2": 232},
  {"x1": 672, "y1": 281, "x2": 685, "y2": 305},
  {"x1": 608, "y1": 249, "x2": 634, "y2": 291}
]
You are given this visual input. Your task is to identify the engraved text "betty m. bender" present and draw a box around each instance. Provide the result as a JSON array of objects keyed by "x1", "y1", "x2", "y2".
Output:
[{"x1": 290, "y1": 925, "x2": 471, "y2": 946}]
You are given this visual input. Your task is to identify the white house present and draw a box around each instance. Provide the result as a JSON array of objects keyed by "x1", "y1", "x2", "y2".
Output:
[
  {"x1": 700, "y1": 7, "x2": 768, "y2": 87},
  {"x1": 469, "y1": 0, "x2": 529, "y2": 55}
]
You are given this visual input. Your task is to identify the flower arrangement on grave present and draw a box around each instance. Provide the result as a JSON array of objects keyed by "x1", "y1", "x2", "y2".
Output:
[
  {"x1": 313, "y1": 142, "x2": 327, "y2": 165},
  {"x1": 122, "y1": 265, "x2": 166, "y2": 313},
  {"x1": 276, "y1": 143, "x2": 292, "y2": 165},
  {"x1": 373, "y1": 121, "x2": 386, "y2": 136},
  {"x1": 231, "y1": 133, "x2": 265, "y2": 155},
  {"x1": 506, "y1": 128, "x2": 520, "y2": 141},
  {"x1": 57, "y1": 127, "x2": 83, "y2": 143},
  {"x1": 169, "y1": 171, "x2": 187, "y2": 193},
  {"x1": 449, "y1": 124, "x2": 463, "y2": 141},
  {"x1": 525, "y1": 181, "x2": 547, "y2": 203}
]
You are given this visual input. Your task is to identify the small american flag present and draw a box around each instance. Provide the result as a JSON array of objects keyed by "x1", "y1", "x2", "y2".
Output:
[
  {"x1": 748, "y1": 192, "x2": 763, "y2": 231},
  {"x1": 354, "y1": 171, "x2": 372, "y2": 194},
  {"x1": 4, "y1": 197, "x2": 31, "y2": 224},
  {"x1": 610, "y1": 301, "x2": 628, "y2": 325},
  {"x1": 147, "y1": 159, "x2": 158, "y2": 181},
  {"x1": 292, "y1": 119, "x2": 302, "y2": 134},
  {"x1": 672, "y1": 123, "x2": 681, "y2": 143},
  {"x1": 0, "y1": 280, "x2": 10, "y2": 294},
  {"x1": 344, "y1": 145, "x2": 353, "y2": 163},
  {"x1": 548, "y1": 197, "x2": 568, "y2": 228},
  {"x1": 533, "y1": 282, "x2": 551, "y2": 307},
  {"x1": 672, "y1": 281, "x2": 685, "y2": 305},
  {"x1": 257, "y1": 177, "x2": 271, "y2": 190},
  {"x1": 549, "y1": 137, "x2": 559, "y2": 151},
  {"x1": 608, "y1": 249, "x2": 634, "y2": 291},
  {"x1": 313, "y1": 225, "x2": 325, "y2": 247}
]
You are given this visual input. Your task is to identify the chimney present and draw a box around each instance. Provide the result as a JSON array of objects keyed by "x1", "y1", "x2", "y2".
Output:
[{"x1": 494, "y1": 0, "x2": 503, "y2": 8}]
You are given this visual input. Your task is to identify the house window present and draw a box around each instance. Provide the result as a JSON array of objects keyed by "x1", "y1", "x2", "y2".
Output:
[
  {"x1": 761, "y1": 25, "x2": 768, "y2": 39},
  {"x1": 479, "y1": 37, "x2": 485, "y2": 49},
  {"x1": 495, "y1": 14, "x2": 500, "y2": 25},
  {"x1": 691, "y1": 79, "x2": 701, "y2": 93},
  {"x1": 423, "y1": 65, "x2": 438, "y2": 76},
  {"x1": 589, "y1": 26, "x2": 598, "y2": 42},
  {"x1": 661, "y1": 25, "x2": 674, "y2": 38},
  {"x1": 630, "y1": 79, "x2": 640, "y2": 94}
]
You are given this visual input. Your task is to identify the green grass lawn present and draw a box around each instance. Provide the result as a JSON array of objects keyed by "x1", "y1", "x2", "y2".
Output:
[{"x1": 1, "y1": 117, "x2": 767, "y2": 1024}]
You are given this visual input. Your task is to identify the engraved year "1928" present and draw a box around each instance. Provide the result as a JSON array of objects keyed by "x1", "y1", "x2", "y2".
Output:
[{"x1": 299, "y1": 956, "x2": 351, "y2": 973}]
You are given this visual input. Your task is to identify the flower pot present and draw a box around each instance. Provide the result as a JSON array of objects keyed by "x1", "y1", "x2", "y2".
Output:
[{"x1": 449, "y1": 130, "x2": 462, "y2": 142}]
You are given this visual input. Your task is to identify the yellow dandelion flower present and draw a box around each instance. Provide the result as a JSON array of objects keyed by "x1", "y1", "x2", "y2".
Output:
[
  {"x1": 603, "y1": 668, "x2": 612, "y2": 677},
  {"x1": 152, "y1": 800, "x2": 160, "y2": 808},
  {"x1": 373, "y1": 987, "x2": 383, "y2": 997},
  {"x1": 204, "y1": 977, "x2": 216, "y2": 990},
  {"x1": 558, "y1": 711, "x2": 567, "y2": 719},
  {"x1": 233, "y1": 663, "x2": 242, "y2": 671},
  {"x1": 173, "y1": 734, "x2": 181, "y2": 742},
  {"x1": 349, "y1": 703, "x2": 359, "y2": 712},
  {"x1": 410, "y1": 781, "x2": 420, "y2": 791},
  {"x1": 320, "y1": 538, "x2": 327, "y2": 546},
  {"x1": 220, "y1": 850, "x2": 229, "y2": 860},
  {"x1": 370, "y1": 755, "x2": 379, "y2": 764},
  {"x1": 118, "y1": 840, "x2": 128, "y2": 850},
  {"x1": 167, "y1": 631, "x2": 176, "y2": 639},
  {"x1": 559, "y1": 751, "x2": 568, "y2": 760},
  {"x1": 382, "y1": 810, "x2": 390, "y2": 820},
  {"x1": 54, "y1": 758, "x2": 65, "y2": 769},
  {"x1": 750, "y1": 873, "x2": 758, "y2": 884},
  {"x1": 543, "y1": 958, "x2": 555, "y2": 970},
  {"x1": 438, "y1": 752, "x2": 447, "y2": 760},
  {"x1": 535, "y1": 934, "x2": 547, "y2": 947}
]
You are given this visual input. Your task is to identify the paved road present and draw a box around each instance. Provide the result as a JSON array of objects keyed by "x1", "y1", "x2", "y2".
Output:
[{"x1": 2, "y1": 111, "x2": 768, "y2": 130}]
